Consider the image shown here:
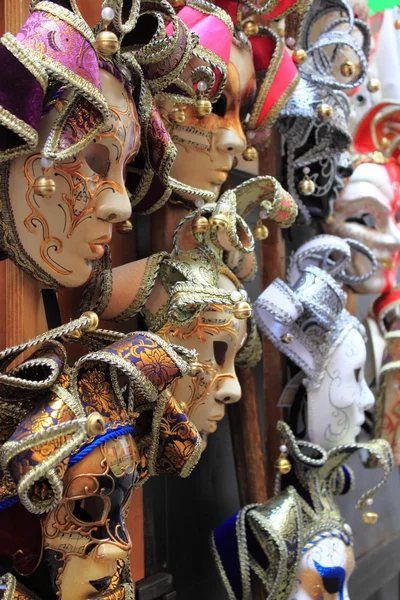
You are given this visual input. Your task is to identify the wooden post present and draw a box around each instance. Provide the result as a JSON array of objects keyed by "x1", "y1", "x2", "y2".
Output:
[{"x1": 259, "y1": 132, "x2": 286, "y2": 495}]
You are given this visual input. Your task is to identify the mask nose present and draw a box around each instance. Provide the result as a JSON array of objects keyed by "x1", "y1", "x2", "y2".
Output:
[
  {"x1": 95, "y1": 541, "x2": 131, "y2": 561},
  {"x1": 94, "y1": 183, "x2": 132, "y2": 224},
  {"x1": 214, "y1": 374, "x2": 242, "y2": 405},
  {"x1": 358, "y1": 380, "x2": 375, "y2": 411},
  {"x1": 216, "y1": 126, "x2": 246, "y2": 157}
]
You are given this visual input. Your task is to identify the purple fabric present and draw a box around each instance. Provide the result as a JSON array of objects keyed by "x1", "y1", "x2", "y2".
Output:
[
  {"x1": 0, "y1": 46, "x2": 43, "y2": 151},
  {"x1": 16, "y1": 11, "x2": 101, "y2": 90}
]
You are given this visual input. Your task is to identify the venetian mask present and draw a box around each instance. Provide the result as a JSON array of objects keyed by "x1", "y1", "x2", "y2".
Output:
[
  {"x1": 6, "y1": 68, "x2": 139, "y2": 288},
  {"x1": 254, "y1": 261, "x2": 375, "y2": 451},
  {"x1": 307, "y1": 325, "x2": 374, "y2": 449},
  {"x1": 38, "y1": 433, "x2": 141, "y2": 600},
  {"x1": 155, "y1": 271, "x2": 247, "y2": 451},
  {"x1": 289, "y1": 536, "x2": 354, "y2": 600},
  {"x1": 157, "y1": 43, "x2": 255, "y2": 201},
  {"x1": 324, "y1": 161, "x2": 400, "y2": 294}
]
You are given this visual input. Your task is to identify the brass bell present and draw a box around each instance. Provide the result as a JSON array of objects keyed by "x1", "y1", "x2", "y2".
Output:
[
  {"x1": 188, "y1": 362, "x2": 203, "y2": 377},
  {"x1": 86, "y1": 411, "x2": 106, "y2": 437},
  {"x1": 317, "y1": 102, "x2": 333, "y2": 120},
  {"x1": 115, "y1": 220, "x2": 133, "y2": 234},
  {"x1": 275, "y1": 454, "x2": 291, "y2": 474},
  {"x1": 253, "y1": 219, "x2": 269, "y2": 240},
  {"x1": 62, "y1": 329, "x2": 82, "y2": 343},
  {"x1": 325, "y1": 214, "x2": 334, "y2": 224},
  {"x1": 195, "y1": 97, "x2": 212, "y2": 117},
  {"x1": 292, "y1": 49, "x2": 308, "y2": 65},
  {"x1": 395, "y1": 18, "x2": 400, "y2": 29},
  {"x1": 362, "y1": 511, "x2": 378, "y2": 525},
  {"x1": 169, "y1": 107, "x2": 186, "y2": 124},
  {"x1": 81, "y1": 311, "x2": 99, "y2": 332},
  {"x1": 340, "y1": 60, "x2": 356, "y2": 77},
  {"x1": 233, "y1": 301, "x2": 252, "y2": 320},
  {"x1": 367, "y1": 78, "x2": 381, "y2": 93},
  {"x1": 192, "y1": 215, "x2": 209, "y2": 235},
  {"x1": 281, "y1": 333, "x2": 294, "y2": 344},
  {"x1": 33, "y1": 176, "x2": 56, "y2": 198},
  {"x1": 243, "y1": 146, "x2": 258, "y2": 161},
  {"x1": 94, "y1": 30, "x2": 119, "y2": 56},
  {"x1": 243, "y1": 20, "x2": 259, "y2": 36},
  {"x1": 298, "y1": 176, "x2": 315, "y2": 196},
  {"x1": 381, "y1": 136, "x2": 391, "y2": 149},
  {"x1": 209, "y1": 213, "x2": 229, "y2": 231}
]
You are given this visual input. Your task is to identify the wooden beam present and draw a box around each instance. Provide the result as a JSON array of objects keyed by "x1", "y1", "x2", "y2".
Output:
[{"x1": 259, "y1": 132, "x2": 286, "y2": 495}]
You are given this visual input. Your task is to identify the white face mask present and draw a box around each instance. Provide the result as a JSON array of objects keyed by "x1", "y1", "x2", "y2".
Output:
[
  {"x1": 307, "y1": 327, "x2": 375, "y2": 449},
  {"x1": 324, "y1": 162, "x2": 400, "y2": 294},
  {"x1": 8, "y1": 69, "x2": 138, "y2": 287},
  {"x1": 290, "y1": 537, "x2": 354, "y2": 600}
]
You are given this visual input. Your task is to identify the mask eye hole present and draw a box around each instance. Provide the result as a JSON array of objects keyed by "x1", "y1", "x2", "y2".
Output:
[
  {"x1": 322, "y1": 576, "x2": 341, "y2": 594},
  {"x1": 345, "y1": 213, "x2": 376, "y2": 228},
  {"x1": 69, "y1": 495, "x2": 108, "y2": 524},
  {"x1": 83, "y1": 143, "x2": 111, "y2": 177},
  {"x1": 354, "y1": 368, "x2": 361, "y2": 382},
  {"x1": 214, "y1": 341, "x2": 228, "y2": 366},
  {"x1": 212, "y1": 94, "x2": 227, "y2": 118},
  {"x1": 355, "y1": 93, "x2": 366, "y2": 106}
]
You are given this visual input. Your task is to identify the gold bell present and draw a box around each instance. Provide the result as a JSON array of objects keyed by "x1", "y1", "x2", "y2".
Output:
[
  {"x1": 325, "y1": 214, "x2": 334, "y2": 224},
  {"x1": 362, "y1": 511, "x2": 378, "y2": 525},
  {"x1": 168, "y1": 107, "x2": 186, "y2": 124},
  {"x1": 81, "y1": 311, "x2": 99, "y2": 332},
  {"x1": 94, "y1": 30, "x2": 119, "y2": 56},
  {"x1": 33, "y1": 176, "x2": 56, "y2": 198},
  {"x1": 381, "y1": 136, "x2": 391, "y2": 149},
  {"x1": 395, "y1": 18, "x2": 400, "y2": 29},
  {"x1": 317, "y1": 102, "x2": 333, "y2": 120},
  {"x1": 243, "y1": 20, "x2": 259, "y2": 36},
  {"x1": 233, "y1": 301, "x2": 252, "y2": 320},
  {"x1": 281, "y1": 332, "x2": 294, "y2": 344},
  {"x1": 340, "y1": 60, "x2": 356, "y2": 77},
  {"x1": 243, "y1": 146, "x2": 258, "y2": 161},
  {"x1": 62, "y1": 329, "x2": 82, "y2": 343},
  {"x1": 275, "y1": 454, "x2": 291, "y2": 474},
  {"x1": 298, "y1": 176, "x2": 315, "y2": 196},
  {"x1": 86, "y1": 411, "x2": 106, "y2": 437},
  {"x1": 292, "y1": 49, "x2": 308, "y2": 65},
  {"x1": 209, "y1": 213, "x2": 229, "y2": 231},
  {"x1": 195, "y1": 97, "x2": 212, "y2": 117},
  {"x1": 367, "y1": 78, "x2": 381, "y2": 93},
  {"x1": 188, "y1": 362, "x2": 203, "y2": 377},
  {"x1": 115, "y1": 220, "x2": 133, "y2": 234},
  {"x1": 192, "y1": 215, "x2": 209, "y2": 235},
  {"x1": 253, "y1": 219, "x2": 269, "y2": 240}
]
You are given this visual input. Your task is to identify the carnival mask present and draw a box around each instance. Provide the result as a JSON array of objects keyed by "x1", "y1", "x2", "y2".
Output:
[
  {"x1": 289, "y1": 536, "x2": 354, "y2": 600},
  {"x1": 156, "y1": 272, "x2": 247, "y2": 451},
  {"x1": 254, "y1": 260, "x2": 375, "y2": 451},
  {"x1": 6, "y1": 68, "x2": 139, "y2": 288},
  {"x1": 324, "y1": 161, "x2": 400, "y2": 294},
  {"x1": 158, "y1": 43, "x2": 255, "y2": 201},
  {"x1": 40, "y1": 433, "x2": 140, "y2": 600},
  {"x1": 307, "y1": 325, "x2": 374, "y2": 450}
]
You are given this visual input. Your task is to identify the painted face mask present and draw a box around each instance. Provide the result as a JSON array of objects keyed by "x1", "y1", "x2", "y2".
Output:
[
  {"x1": 0, "y1": 317, "x2": 202, "y2": 600},
  {"x1": 211, "y1": 421, "x2": 392, "y2": 600},
  {"x1": 254, "y1": 236, "x2": 377, "y2": 450},
  {"x1": 5, "y1": 67, "x2": 138, "y2": 288},
  {"x1": 324, "y1": 101, "x2": 400, "y2": 294},
  {"x1": 159, "y1": 43, "x2": 254, "y2": 201},
  {"x1": 94, "y1": 178, "x2": 297, "y2": 450}
]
